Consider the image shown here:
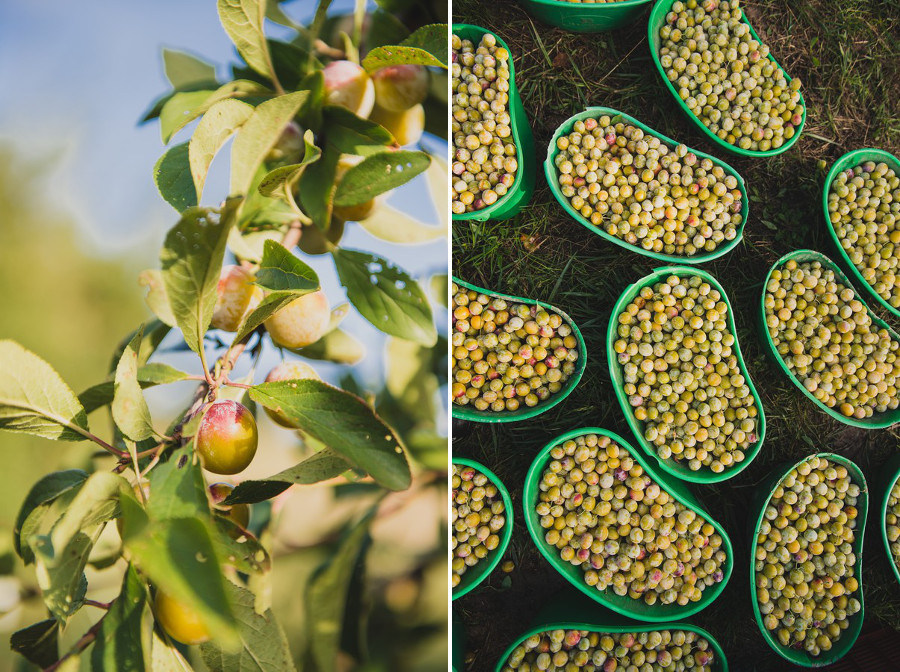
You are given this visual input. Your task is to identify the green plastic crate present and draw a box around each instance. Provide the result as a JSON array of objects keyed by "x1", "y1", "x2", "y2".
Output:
[
  {"x1": 607, "y1": 265, "x2": 766, "y2": 483},
  {"x1": 545, "y1": 107, "x2": 750, "y2": 265},
  {"x1": 452, "y1": 24, "x2": 536, "y2": 222},
  {"x1": 517, "y1": 0, "x2": 654, "y2": 33}
]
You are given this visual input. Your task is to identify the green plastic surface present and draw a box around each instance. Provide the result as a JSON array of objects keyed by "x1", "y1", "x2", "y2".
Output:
[
  {"x1": 876, "y1": 453, "x2": 900, "y2": 588},
  {"x1": 452, "y1": 24, "x2": 536, "y2": 222},
  {"x1": 452, "y1": 458, "x2": 515, "y2": 600},
  {"x1": 517, "y1": 0, "x2": 653, "y2": 33},
  {"x1": 607, "y1": 265, "x2": 766, "y2": 483},
  {"x1": 452, "y1": 607, "x2": 466, "y2": 672},
  {"x1": 523, "y1": 427, "x2": 734, "y2": 621},
  {"x1": 451, "y1": 277, "x2": 588, "y2": 423},
  {"x1": 749, "y1": 453, "x2": 867, "y2": 668},
  {"x1": 822, "y1": 148, "x2": 900, "y2": 321},
  {"x1": 545, "y1": 107, "x2": 750, "y2": 264},
  {"x1": 494, "y1": 608, "x2": 729, "y2": 671},
  {"x1": 759, "y1": 249, "x2": 900, "y2": 429},
  {"x1": 647, "y1": 0, "x2": 806, "y2": 158}
]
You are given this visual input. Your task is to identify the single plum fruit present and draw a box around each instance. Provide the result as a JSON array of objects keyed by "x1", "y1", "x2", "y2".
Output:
[
  {"x1": 208, "y1": 482, "x2": 251, "y2": 530},
  {"x1": 369, "y1": 103, "x2": 425, "y2": 146},
  {"x1": 372, "y1": 64, "x2": 429, "y2": 112},
  {"x1": 154, "y1": 590, "x2": 211, "y2": 645},
  {"x1": 211, "y1": 266, "x2": 261, "y2": 332},
  {"x1": 196, "y1": 400, "x2": 259, "y2": 475},
  {"x1": 264, "y1": 289, "x2": 331, "y2": 349},
  {"x1": 323, "y1": 60, "x2": 374, "y2": 118}
]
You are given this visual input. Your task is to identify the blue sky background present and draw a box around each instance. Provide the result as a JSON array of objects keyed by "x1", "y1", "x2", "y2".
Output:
[{"x1": 0, "y1": 0, "x2": 448, "y2": 418}]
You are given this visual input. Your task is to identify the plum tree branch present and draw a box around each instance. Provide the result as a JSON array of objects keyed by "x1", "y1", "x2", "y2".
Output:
[{"x1": 43, "y1": 615, "x2": 106, "y2": 671}]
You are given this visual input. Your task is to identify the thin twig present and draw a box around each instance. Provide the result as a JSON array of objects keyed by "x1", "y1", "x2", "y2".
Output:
[{"x1": 43, "y1": 616, "x2": 106, "y2": 671}]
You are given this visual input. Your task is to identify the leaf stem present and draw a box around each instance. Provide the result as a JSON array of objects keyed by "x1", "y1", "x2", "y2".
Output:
[
  {"x1": 223, "y1": 380, "x2": 252, "y2": 390},
  {"x1": 84, "y1": 599, "x2": 112, "y2": 610},
  {"x1": 72, "y1": 425, "x2": 128, "y2": 459}
]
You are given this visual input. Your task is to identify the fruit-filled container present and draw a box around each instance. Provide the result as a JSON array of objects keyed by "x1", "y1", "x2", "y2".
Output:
[
  {"x1": 452, "y1": 24, "x2": 536, "y2": 222},
  {"x1": 822, "y1": 148, "x2": 900, "y2": 321},
  {"x1": 648, "y1": 0, "x2": 806, "y2": 158},
  {"x1": 452, "y1": 458, "x2": 515, "y2": 600},
  {"x1": 494, "y1": 601, "x2": 729, "y2": 671},
  {"x1": 749, "y1": 453, "x2": 867, "y2": 667},
  {"x1": 517, "y1": 0, "x2": 654, "y2": 33},
  {"x1": 759, "y1": 249, "x2": 900, "y2": 429},
  {"x1": 607, "y1": 266, "x2": 766, "y2": 483},
  {"x1": 523, "y1": 427, "x2": 734, "y2": 621},
  {"x1": 451, "y1": 277, "x2": 587, "y2": 424},
  {"x1": 876, "y1": 453, "x2": 900, "y2": 588},
  {"x1": 545, "y1": 107, "x2": 749, "y2": 265}
]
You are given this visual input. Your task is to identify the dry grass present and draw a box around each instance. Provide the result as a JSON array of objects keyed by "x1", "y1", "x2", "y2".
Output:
[{"x1": 451, "y1": 0, "x2": 900, "y2": 670}]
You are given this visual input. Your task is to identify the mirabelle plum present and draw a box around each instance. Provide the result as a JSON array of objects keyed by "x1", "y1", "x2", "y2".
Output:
[
  {"x1": 266, "y1": 121, "x2": 305, "y2": 163},
  {"x1": 211, "y1": 266, "x2": 261, "y2": 332},
  {"x1": 263, "y1": 361, "x2": 321, "y2": 427},
  {"x1": 196, "y1": 400, "x2": 258, "y2": 475},
  {"x1": 208, "y1": 482, "x2": 251, "y2": 530},
  {"x1": 323, "y1": 60, "x2": 374, "y2": 118},
  {"x1": 369, "y1": 103, "x2": 425, "y2": 146},
  {"x1": 264, "y1": 290, "x2": 331, "y2": 349},
  {"x1": 298, "y1": 218, "x2": 345, "y2": 255},
  {"x1": 372, "y1": 65, "x2": 429, "y2": 112},
  {"x1": 154, "y1": 590, "x2": 211, "y2": 645}
]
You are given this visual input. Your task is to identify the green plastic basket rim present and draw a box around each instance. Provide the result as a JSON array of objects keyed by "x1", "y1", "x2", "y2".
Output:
[
  {"x1": 544, "y1": 106, "x2": 750, "y2": 265},
  {"x1": 452, "y1": 457, "x2": 515, "y2": 600},
  {"x1": 877, "y1": 453, "x2": 900, "y2": 588},
  {"x1": 523, "y1": 426, "x2": 734, "y2": 622},
  {"x1": 822, "y1": 148, "x2": 900, "y2": 321},
  {"x1": 523, "y1": 0, "x2": 654, "y2": 9},
  {"x1": 606, "y1": 265, "x2": 767, "y2": 483},
  {"x1": 748, "y1": 453, "x2": 868, "y2": 668},
  {"x1": 493, "y1": 619, "x2": 729, "y2": 672},
  {"x1": 451, "y1": 276, "x2": 588, "y2": 423},
  {"x1": 647, "y1": 0, "x2": 807, "y2": 158},
  {"x1": 759, "y1": 249, "x2": 900, "y2": 429},
  {"x1": 452, "y1": 24, "x2": 527, "y2": 223}
]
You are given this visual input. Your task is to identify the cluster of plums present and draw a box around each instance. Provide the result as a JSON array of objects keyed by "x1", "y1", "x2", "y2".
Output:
[
  {"x1": 612, "y1": 274, "x2": 760, "y2": 474},
  {"x1": 764, "y1": 258, "x2": 900, "y2": 419},
  {"x1": 452, "y1": 282, "x2": 580, "y2": 412},
  {"x1": 535, "y1": 433, "x2": 728, "y2": 607},
  {"x1": 754, "y1": 457, "x2": 862, "y2": 657},
  {"x1": 452, "y1": 463, "x2": 507, "y2": 588},
  {"x1": 552, "y1": 117, "x2": 743, "y2": 257},
  {"x1": 451, "y1": 32, "x2": 519, "y2": 214},
  {"x1": 500, "y1": 628, "x2": 717, "y2": 672},
  {"x1": 828, "y1": 160, "x2": 900, "y2": 309}
]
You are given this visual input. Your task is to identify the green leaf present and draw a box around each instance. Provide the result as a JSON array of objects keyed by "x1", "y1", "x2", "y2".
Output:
[
  {"x1": 258, "y1": 130, "x2": 321, "y2": 198},
  {"x1": 14, "y1": 470, "x2": 88, "y2": 561},
  {"x1": 125, "y1": 517, "x2": 239, "y2": 648},
  {"x1": 223, "y1": 447, "x2": 353, "y2": 504},
  {"x1": 230, "y1": 90, "x2": 312, "y2": 197},
  {"x1": 91, "y1": 565, "x2": 151, "y2": 672},
  {"x1": 332, "y1": 249, "x2": 437, "y2": 346},
  {"x1": 291, "y1": 328, "x2": 365, "y2": 365},
  {"x1": 297, "y1": 142, "x2": 340, "y2": 230},
  {"x1": 430, "y1": 273, "x2": 448, "y2": 307},
  {"x1": 209, "y1": 518, "x2": 271, "y2": 573},
  {"x1": 249, "y1": 380, "x2": 410, "y2": 490},
  {"x1": 163, "y1": 49, "x2": 218, "y2": 90},
  {"x1": 365, "y1": 9, "x2": 411, "y2": 50},
  {"x1": 78, "y1": 364, "x2": 189, "y2": 416},
  {"x1": 34, "y1": 531, "x2": 94, "y2": 622},
  {"x1": 190, "y1": 99, "x2": 255, "y2": 201},
  {"x1": 154, "y1": 142, "x2": 197, "y2": 212},
  {"x1": 160, "y1": 201, "x2": 239, "y2": 356},
  {"x1": 33, "y1": 472, "x2": 124, "y2": 563},
  {"x1": 356, "y1": 203, "x2": 445, "y2": 243},
  {"x1": 232, "y1": 291, "x2": 297, "y2": 344},
  {"x1": 138, "y1": 270, "x2": 177, "y2": 326},
  {"x1": 10, "y1": 619, "x2": 59, "y2": 669},
  {"x1": 323, "y1": 106, "x2": 394, "y2": 156},
  {"x1": 217, "y1": 0, "x2": 275, "y2": 80},
  {"x1": 268, "y1": 39, "x2": 318, "y2": 90},
  {"x1": 0, "y1": 340, "x2": 91, "y2": 442},
  {"x1": 137, "y1": 363, "x2": 192, "y2": 385},
  {"x1": 159, "y1": 90, "x2": 216, "y2": 144},
  {"x1": 255, "y1": 240, "x2": 319, "y2": 293},
  {"x1": 296, "y1": 70, "x2": 325, "y2": 132},
  {"x1": 110, "y1": 320, "x2": 172, "y2": 374},
  {"x1": 306, "y1": 512, "x2": 373, "y2": 672},
  {"x1": 150, "y1": 630, "x2": 193, "y2": 671},
  {"x1": 147, "y1": 447, "x2": 209, "y2": 521},
  {"x1": 113, "y1": 327, "x2": 155, "y2": 442},
  {"x1": 333, "y1": 150, "x2": 430, "y2": 207},
  {"x1": 200, "y1": 580, "x2": 296, "y2": 672},
  {"x1": 362, "y1": 24, "x2": 448, "y2": 71}
]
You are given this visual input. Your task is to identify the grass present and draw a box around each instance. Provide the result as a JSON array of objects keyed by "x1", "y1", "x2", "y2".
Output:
[{"x1": 451, "y1": 0, "x2": 900, "y2": 670}]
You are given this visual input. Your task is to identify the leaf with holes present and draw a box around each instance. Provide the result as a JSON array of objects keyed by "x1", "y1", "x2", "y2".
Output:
[
  {"x1": 362, "y1": 24, "x2": 448, "y2": 71},
  {"x1": 333, "y1": 150, "x2": 430, "y2": 207},
  {"x1": 332, "y1": 249, "x2": 436, "y2": 346},
  {"x1": 223, "y1": 447, "x2": 353, "y2": 504}
]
